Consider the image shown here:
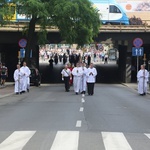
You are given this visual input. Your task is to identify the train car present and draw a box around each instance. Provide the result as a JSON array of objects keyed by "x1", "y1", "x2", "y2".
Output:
[
  {"x1": 90, "y1": 0, "x2": 129, "y2": 25},
  {"x1": 0, "y1": 2, "x2": 16, "y2": 22},
  {"x1": 16, "y1": 5, "x2": 31, "y2": 22}
]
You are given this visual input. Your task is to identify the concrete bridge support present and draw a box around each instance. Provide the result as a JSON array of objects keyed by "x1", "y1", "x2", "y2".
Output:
[{"x1": 117, "y1": 40, "x2": 132, "y2": 83}]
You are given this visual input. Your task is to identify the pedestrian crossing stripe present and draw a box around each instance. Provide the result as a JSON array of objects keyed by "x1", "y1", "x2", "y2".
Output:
[
  {"x1": 145, "y1": 133, "x2": 150, "y2": 139},
  {"x1": 102, "y1": 132, "x2": 132, "y2": 150},
  {"x1": 0, "y1": 131, "x2": 36, "y2": 150},
  {"x1": 0, "y1": 131, "x2": 150, "y2": 150},
  {"x1": 50, "y1": 131, "x2": 79, "y2": 150}
]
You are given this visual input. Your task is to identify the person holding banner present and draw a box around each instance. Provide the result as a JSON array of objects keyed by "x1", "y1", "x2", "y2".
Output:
[{"x1": 137, "y1": 64, "x2": 149, "y2": 95}]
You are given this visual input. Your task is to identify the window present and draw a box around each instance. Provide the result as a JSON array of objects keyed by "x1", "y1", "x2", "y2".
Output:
[
  {"x1": 10, "y1": 6, "x2": 15, "y2": 14},
  {"x1": 109, "y1": 5, "x2": 121, "y2": 13}
]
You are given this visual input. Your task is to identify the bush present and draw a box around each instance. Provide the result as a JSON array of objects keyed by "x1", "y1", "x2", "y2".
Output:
[{"x1": 129, "y1": 16, "x2": 146, "y2": 25}]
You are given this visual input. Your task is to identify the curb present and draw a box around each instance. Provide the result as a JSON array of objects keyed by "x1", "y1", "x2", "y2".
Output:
[{"x1": 0, "y1": 83, "x2": 14, "y2": 89}]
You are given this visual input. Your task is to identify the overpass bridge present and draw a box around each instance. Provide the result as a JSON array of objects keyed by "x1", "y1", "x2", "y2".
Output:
[
  {"x1": 0, "y1": 24, "x2": 150, "y2": 32},
  {"x1": 0, "y1": 24, "x2": 150, "y2": 83}
]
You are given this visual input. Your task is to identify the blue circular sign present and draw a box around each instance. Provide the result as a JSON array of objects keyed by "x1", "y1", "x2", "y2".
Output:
[
  {"x1": 18, "y1": 38, "x2": 27, "y2": 48},
  {"x1": 133, "y1": 38, "x2": 143, "y2": 48}
]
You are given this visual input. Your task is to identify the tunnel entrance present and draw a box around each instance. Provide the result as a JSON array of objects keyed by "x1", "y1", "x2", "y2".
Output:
[
  {"x1": 39, "y1": 44, "x2": 119, "y2": 83},
  {"x1": 0, "y1": 44, "x2": 18, "y2": 82}
]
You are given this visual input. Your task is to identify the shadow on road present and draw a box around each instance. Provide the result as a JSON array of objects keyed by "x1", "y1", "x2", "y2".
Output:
[{"x1": 39, "y1": 63, "x2": 119, "y2": 84}]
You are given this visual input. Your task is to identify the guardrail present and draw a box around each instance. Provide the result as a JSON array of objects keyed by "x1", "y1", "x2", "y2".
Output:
[
  {"x1": 100, "y1": 25, "x2": 150, "y2": 32},
  {"x1": 1, "y1": 22, "x2": 150, "y2": 32}
]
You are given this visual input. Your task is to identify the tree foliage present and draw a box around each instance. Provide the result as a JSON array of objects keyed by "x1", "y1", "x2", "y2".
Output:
[{"x1": 0, "y1": 0, "x2": 101, "y2": 66}]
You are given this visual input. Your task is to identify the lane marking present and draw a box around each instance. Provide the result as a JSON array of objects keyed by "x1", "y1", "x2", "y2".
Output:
[
  {"x1": 102, "y1": 132, "x2": 132, "y2": 150},
  {"x1": 76, "y1": 120, "x2": 82, "y2": 127},
  {"x1": 50, "y1": 131, "x2": 79, "y2": 150},
  {"x1": 81, "y1": 98, "x2": 85, "y2": 103},
  {"x1": 79, "y1": 107, "x2": 84, "y2": 112},
  {"x1": 0, "y1": 131, "x2": 36, "y2": 150}
]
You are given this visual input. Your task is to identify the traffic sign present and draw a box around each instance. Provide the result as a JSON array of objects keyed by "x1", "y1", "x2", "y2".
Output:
[
  {"x1": 133, "y1": 38, "x2": 143, "y2": 48},
  {"x1": 20, "y1": 48, "x2": 25, "y2": 58},
  {"x1": 18, "y1": 38, "x2": 27, "y2": 48},
  {"x1": 132, "y1": 47, "x2": 144, "y2": 56}
]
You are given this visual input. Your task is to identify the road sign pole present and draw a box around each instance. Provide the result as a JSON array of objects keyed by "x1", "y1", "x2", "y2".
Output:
[{"x1": 137, "y1": 56, "x2": 139, "y2": 73}]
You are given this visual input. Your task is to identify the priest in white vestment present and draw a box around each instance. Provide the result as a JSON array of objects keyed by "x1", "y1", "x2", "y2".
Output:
[
  {"x1": 72, "y1": 63, "x2": 83, "y2": 94},
  {"x1": 137, "y1": 65, "x2": 149, "y2": 95},
  {"x1": 14, "y1": 64, "x2": 23, "y2": 94}
]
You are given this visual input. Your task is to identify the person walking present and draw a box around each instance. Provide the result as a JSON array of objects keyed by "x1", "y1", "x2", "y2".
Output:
[
  {"x1": 61, "y1": 64, "x2": 72, "y2": 92},
  {"x1": 49, "y1": 57, "x2": 54, "y2": 69},
  {"x1": 67, "y1": 63, "x2": 74, "y2": 86},
  {"x1": 86, "y1": 63, "x2": 97, "y2": 95},
  {"x1": 72, "y1": 63, "x2": 83, "y2": 95},
  {"x1": 20, "y1": 62, "x2": 31, "y2": 93},
  {"x1": 80, "y1": 62, "x2": 87, "y2": 94},
  {"x1": 137, "y1": 64, "x2": 149, "y2": 95},
  {"x1": 13, "y1": 64, "x2": 23, "y2": 94},
  {"x1": 104, "y1": 53, "x2": 108, "y2": 64},
  {"x1": 0, "y1": 63, "x2": 8, "y2": 86}
]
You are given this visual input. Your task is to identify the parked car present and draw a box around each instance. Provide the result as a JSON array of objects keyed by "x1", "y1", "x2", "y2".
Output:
[{"x1": 30, "y1": 68, "x2": 41, "y2": 86}]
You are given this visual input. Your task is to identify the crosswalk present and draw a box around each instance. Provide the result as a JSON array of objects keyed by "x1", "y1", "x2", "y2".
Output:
[{"x1": 0, "y1": 131, "x2": 150, "y2": 150}]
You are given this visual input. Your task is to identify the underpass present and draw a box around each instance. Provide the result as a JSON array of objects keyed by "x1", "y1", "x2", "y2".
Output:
[
  {"x1": 0, "y1": 24, "x2": 150, "y2": 83},
  {"x1": 39, "y1": 61, "x2": 119, "y2": 84}
]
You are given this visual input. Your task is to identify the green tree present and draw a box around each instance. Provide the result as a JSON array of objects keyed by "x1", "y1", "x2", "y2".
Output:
[{"x1": 0, "y1": 0, "x2": 101, "y2": 66}]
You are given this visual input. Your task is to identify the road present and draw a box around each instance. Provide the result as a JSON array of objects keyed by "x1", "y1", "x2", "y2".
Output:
[{"x1": 0, "y1": 83, "x2": 150, "y2": 149}]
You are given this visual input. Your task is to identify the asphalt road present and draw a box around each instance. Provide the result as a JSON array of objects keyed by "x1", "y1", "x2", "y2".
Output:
[{"x1": 0, "y1": 83, "x2": 150, "y2": 149}]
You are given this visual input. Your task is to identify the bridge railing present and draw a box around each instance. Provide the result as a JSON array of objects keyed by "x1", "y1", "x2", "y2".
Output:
[{"x1": 1, "y1": 21, "x2": 150, "y2": 32}]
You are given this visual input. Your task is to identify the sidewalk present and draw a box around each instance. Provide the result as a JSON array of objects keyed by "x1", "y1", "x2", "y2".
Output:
[
  {"x1": 0, "y1": 82, "x2": 14, "y2": 98},
  {"x1": 122, "y1": 83, "x2": 137, "y2": 91}
]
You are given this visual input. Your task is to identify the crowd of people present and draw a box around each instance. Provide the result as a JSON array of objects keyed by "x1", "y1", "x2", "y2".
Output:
[
  {"x1": 39, "y1": 47, "x2": 111, "y2": 66},
  {"x1": 61, "y1": 62, "x2": 97, "y2": 96}
]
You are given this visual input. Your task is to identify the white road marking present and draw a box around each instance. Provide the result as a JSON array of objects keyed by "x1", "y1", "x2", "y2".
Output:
[
  {"x1": 79, "y1": 107, "x2": 84, "y2": 112},
  {"x1": 81, "y1": 98, "x2": 85, "y2": 103},
  {"x1": 82, "y1": 94, "x2": 85, "y2": 97},
  {"x1": 145, "y1": 133, "x2": 150, "y2": 139},
  {"x1": 50, "y1": 131, "x2": 79, "y2": 150},
  {"x1": 102, "y1": 132, "x2": 132, "y2": 150},
  {"x1": 0, "y1": 131, "x2": 36, "y2": 150},
  {"x1": 76, "y1": 120, "x2": 82, "y2": 127}
]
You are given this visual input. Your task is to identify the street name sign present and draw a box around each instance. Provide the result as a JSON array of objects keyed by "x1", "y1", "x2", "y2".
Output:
[{"x1": 132, "y1": 47, "x2": 144, "y2": 56}]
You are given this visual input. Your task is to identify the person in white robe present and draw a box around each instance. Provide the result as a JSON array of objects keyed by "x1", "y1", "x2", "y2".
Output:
[
  {"x1": 20, "y1": 62, "x2": 31, "y2": 93},
  {"x1": 13, "y1": 64, "x2": 23, "y2": 94},
  {"x1": 137, "y1": 64, "x2": 149, "y2": 95},
  {"x1": 80, "y1": 63, "x2": 88, "y2": 94},
  {"x1": 72, "y1": 63, "x2": 83, "y2": 95},
  {"x1": 86, "y1": 63, "x2": 97, "y2": 95}
]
